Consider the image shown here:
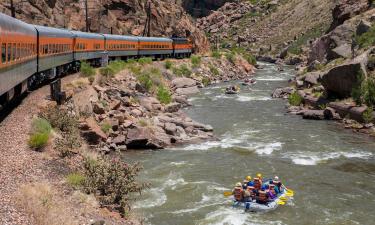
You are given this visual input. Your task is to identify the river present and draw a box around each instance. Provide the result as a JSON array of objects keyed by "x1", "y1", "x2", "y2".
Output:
[{"x1": 125, "y1": 63, "x2": 375, "y2": 225}]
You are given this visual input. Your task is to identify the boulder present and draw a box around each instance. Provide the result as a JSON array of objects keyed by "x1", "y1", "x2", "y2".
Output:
[
  {"x1": 165, "y1": 102, "x2": 181, "y2": 113},
  {"x1": 324, "y1": 107, "x2": 341, "y2": 120},
  {"x1": 171, "y1": 77, "x2": 197, "y2": 89},
  {"x1": 173, "y1": 95, "x2": 191, "y2": 107},
  {"x1": 175, "y1": 86, "x2": 200, "y2": 95},
  {"x1": 112, "y1": 135, "x2": 126, "y2": 145},
  {"x1": 331, "y1": 44, "x2": 352, "y2": 59},
  {"x1": 272, "y1": 87, "x2": 294, "y2": 98},
  {"x1": 80, "y1": 117, "x2": 107, "y2": 145},
  {"x1": 93, "y1": 103, "x2": 105, "y2": 114},
  {"x1": 302, "y1": 110, "x2": 325, "y2": 120},
  {"x1": 304, "y1": 72, "x2": 322, "y2": 86},
  {"x1": 164, "y1": 122, "x2": 177, "y2": 135},
  {"x1": 321, "y1": 61, "x2": 363, "y2": 98},
  {"x1": 356, "y1": 20, "x2": 372, "y2": 36},
  {"x1": 126, "y1": 127, "x2": 170, "y2": 149}
]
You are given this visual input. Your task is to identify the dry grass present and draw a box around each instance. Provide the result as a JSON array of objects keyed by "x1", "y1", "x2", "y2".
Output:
[{"x1": 17, "y1": 182, "x2": 78, "y2": 225}]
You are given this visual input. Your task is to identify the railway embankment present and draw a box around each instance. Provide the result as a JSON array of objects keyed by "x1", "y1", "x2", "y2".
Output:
[{"x1": 0, "y1": 53, "x2": 255, "y2": 225}]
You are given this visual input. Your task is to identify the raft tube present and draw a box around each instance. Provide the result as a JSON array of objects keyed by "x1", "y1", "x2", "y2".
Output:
[{"x1": 233, "y1": 189, "x2": 287, "y2": 213}]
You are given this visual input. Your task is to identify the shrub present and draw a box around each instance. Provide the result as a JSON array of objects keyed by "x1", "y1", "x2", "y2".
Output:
[
  {"x1": 28, "y1": 132, "x2": 50, "y2": 150},
  {"x1": 66, "y1": 173, "x2": 85, "y2": 188},
  {"x1": 211, "y1": 51, "x2": 221, "y2": 59},
  {"x1": 80, "y1": 61, "x2": 95, "y2": 77},
  {"x1": 355, "y1": 26, "x2": 375, "y2": 49},
  {"x1": 362, "y1": 78, "x2": 375, "y2": 107},
  {"x1": 54, "y1": 131, "x2": 81, "y2": 158},
  {"x1": 128, "y1": 64, "x2": 142, "y2": 76},
  {"x1": 82, "y1": 156, "x2": 146, "y2": 216},
  {"x1": 225, "y1": 52, "x2": 236, "y2": 64},
  {"x1": 99, "y1": 67, "x2": 115, "y2": 77},
  {"x1": 209, "y1": 65, "x2": 220, "y2": 76},
  {"x1": 191, "y1": 55, "x2": 202, "y2": 67},
  {"x1": 157, "y1": 85, "x2": 172, "y2": 104},
  {"x1": 288, "y1": 92, "x2": 303, "y2": 106},
  {"x1": 88, "y1": 76, "x2": 95, "y2": 84},
  {"x1": 172, "y1": 64, "x2": 192, "y2": 77},
  {"x1": 165, "y1": 60, "x2": 172, "y2": 69},
  {"x1": 138, "y1": 57, "x2": 153, "y2": 65},
  {"x1": 137, "y1": 72, "x2": 153, "y2": 91},
  {"x1": 202, "y1": 77, "x2": 210, "y2": 86},
  {"x1": 101, "y1": 122, "x2": 112, "y2": 134},
  {"x1": 39, "y1": 106, "x2": 78, "y2": 133},
  {"x1": 32, "y1": 118, "x2": 52, "y2": 134},
  {"x1": 244, "y1": 54, "x2": 257, "y2": 65},
  {"x1": 138, "y1": 119, "x2": 148, "y2": 127},
  {"x1": 363, "y1": 107, "x2": 374, "y2": 123}
]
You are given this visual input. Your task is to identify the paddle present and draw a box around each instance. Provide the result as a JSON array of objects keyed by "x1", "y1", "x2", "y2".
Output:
[
  {"x1": 279, "y1": 196, "x2": 287, "y2": 201},
  {"x1": 223, "y1": 191, "x2": 233, "y2": 197},
  {"x1": 276, "y1": 200, "x2": 285, "y2": 205}
]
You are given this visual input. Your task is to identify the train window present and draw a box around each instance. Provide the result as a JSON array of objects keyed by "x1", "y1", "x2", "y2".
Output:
[
  {"x1": 16, "y1": 43, "x2": 20, "y2": 59},
  {"x1": 1, "y1": 43, "x2": 6, "y2": 63},
  {"x1": 12, "y1": 43, "x2": 16, "y2": 61}
]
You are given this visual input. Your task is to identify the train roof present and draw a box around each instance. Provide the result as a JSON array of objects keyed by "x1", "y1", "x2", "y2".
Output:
[
  {"x1": 0, "y1": 12, "x2": 37, "y2": 36},
  {"x1": 102, "y1": 34, "x2": 138, "y2": 41},
  {"x1": 70, "y1": 30, "x2": 104, "y2": 39},
  {"x1": 137, "y1": 36, "x2": 173, "y2": 43},
  {"x1": 34, "y1": 25, "x2": 73, "y2": 38}
]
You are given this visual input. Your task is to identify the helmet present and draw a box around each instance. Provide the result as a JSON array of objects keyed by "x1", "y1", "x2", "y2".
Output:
[
  {"x1": 257, "y1": 173, "x2": 262, "y2": 178},
  {"x1": 235, "y1": 182, "x2": 242, "y2": 187},
  {"x1": 274, "y1": 176, "x2": 279, "y2": 181},
  {"x1": 246, "y1": 176, "x2": 251, "y2": 181}
]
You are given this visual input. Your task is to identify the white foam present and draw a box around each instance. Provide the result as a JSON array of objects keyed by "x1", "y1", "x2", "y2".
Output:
[
  {"x1": 254, "y1": 142, "x2": 283, "y2": 155},
  {"x1": 256, "y1": 78, "x2": 287, "y2": 81},
  {"x1": 285, "y1": 151, "x2": 373, "y2": 166},
  {"x1": 133, "y1": 187, "x2": 167, "y2": 209},
  {"x1": 236, "y1": 95, "x2": 272, "y2": 102}
]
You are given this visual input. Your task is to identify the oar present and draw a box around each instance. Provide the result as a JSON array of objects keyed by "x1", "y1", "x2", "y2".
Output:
[
  {"x1": 223, "y1": 191, "x2": 233, "y2": 197},
  {"x1": 276, "y1": 200, "x2": 285, "y2": 205},
  {"x1": 279, "y1": 196, "x2": 288, "y2": 201}
]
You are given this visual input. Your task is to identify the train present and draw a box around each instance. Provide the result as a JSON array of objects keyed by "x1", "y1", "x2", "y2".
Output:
[{"x1": 0, "y1": 12, "x2": 193, "y2": 108}]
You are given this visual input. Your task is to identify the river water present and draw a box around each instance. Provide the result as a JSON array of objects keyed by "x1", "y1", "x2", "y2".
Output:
[{"x1": 125, "y1": 63, "x2": 375, "y2": 225}]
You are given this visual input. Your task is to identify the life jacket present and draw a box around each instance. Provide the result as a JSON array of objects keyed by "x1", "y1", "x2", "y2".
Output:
[
  {"x1": 254, "y1": 178, "x2": 262, "y2": 190},
  {"x1": 234, "y1": 187, "x2": 243, "y2": 201},
  {"x1": 269, "y1": 184, "x2": 276, "y2": 195},
  {"x1": 247, "y1": 186, "x2": 256, "y2": 198},
  {"x1": 258, "y1": 190, "x2": 267, "y2": 202}
]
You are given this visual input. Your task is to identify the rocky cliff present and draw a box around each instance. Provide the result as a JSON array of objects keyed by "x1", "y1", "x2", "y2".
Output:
[{"x1": 0, "y1": 0, "x2": 209, "y2": 52}]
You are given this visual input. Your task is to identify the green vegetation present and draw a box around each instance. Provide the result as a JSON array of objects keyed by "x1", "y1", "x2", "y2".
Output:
[
  {"x1": 157, "y1": 85, "x2": 172, "y2": 104},
  {"x1": 138, "y1": 119, "x2": 148, "y2": 127},
  {"x1": 363, "y1": 107, "x2": 374, "y2": 123},
  {"x1": 288, "y1": 26, "x2": 327, "y2": 55},
  {"x1": 165, "y1": 60, "x2": 172, "y2": 69},
  {"x1": 80, "y1": 61, "x2": 95, "y2": 77},
  {"x1": 28, "y1": 118, "x2": 52, "y2": 150},
  {"x1": 100, "y1": 60, "x2": 127, "y2": 77},
  {"x1": 211, "y1": 51, "x2": 222, "y2": 59},
  {"x1": 82, "y1": 155, "x2": 146, "y2": 216},
  {"x1": 191, "y1": 55, "x2": 202, "y2": 68},
  {"x1": 225, "y1": 52, "x2": 236, "y2": 64},
  {"x1": 228, "y1": 47, "x2": 257, "y2": 65},
  {"x1": 209, "y1": 64, "x2": 220, "y2": 76},
  {"x1": 288, "y1": 92, "x2": 303, "y2": 106},
  {"x1": 66, "y1": 173, "x2": 85, "y2": 188},
  {"x1": 202, "y1": 77, "x2": 210, "y2": 86},
  {"x1": 352, "y1": 72, "x2": 375, "y2": 107},
  {"x1": 355, "y1": 26, "x2": 375, "y2": 49},
  {"x1": 172, "y1": 64, "x2": 192, "y2": 77},
  {"x1": 138, "y1": 57, "x2": 153, "y2": 65},
  {"x1": 101, "y1": 122, "x2": 112, "y2": 134},
  {"x1": 137, "y1": 72, "x2": 154, "y2": 91}
]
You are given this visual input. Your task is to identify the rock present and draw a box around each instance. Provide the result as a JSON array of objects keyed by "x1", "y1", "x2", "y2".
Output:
[
  {"x1": 109, "y1": 99, "x2": 121, "y2": 110},
  {"x1": 324, "y1": 107, "x2": 341, "y2": 120},
  {"x1": 164, "y1": 122, "x2": 177, "y2": 135},
  {"x1": 93, "y1": 103, "x2": 105, "y2": 114},
  {"x1": 112, "y1": 135, "x2": 126, "y2": 145},
  {"x1": 122, "y1": 120, "x2": 134, "y2": 128},
  {"x1": 329, "y1": 0, "x2": 370, "y2": 31},
  {"x1": 175, "y1": 86, "x2": 200, "y2": 95},
  {"x1": 131, "y1": 108, "x2": 143, "y2": 117},
  {"x1": 139, "y1": 97, "x2": 161, "y2": 111},
  {"x1": 107, "y1": 118, "x2": 119, "y2": 131},
  {"x1": 296, "y1": 80, "x2": 304, "y2": 88},
  {"x1": 321, "y1": 60, "x2": 363, "y2": 98},
  {"x1": 356, "y1": 20, "x2": 372, "y2": 36},
  {"x1": 285, "y1": 56, "x2": 303, "y2": 65},
  {"x1": 91, "y1": 220, "x2": 105, "y2": 225},
  {"x1": 173, "y1": 95, "x2": 191, "y2": 107},
  {"x1": 256, "y1": 55, "x2": 277, "y2": 63},
  {"x1": 171, "y1": 77, "x2": 197, "y2": 89},
  {"x1": 272, "y1": 87, "x2": 294, "y2": 98},
  {"x1": 304, "y1": 72, "x2": 322, "y2": 86},
  {"x1": 80, "y1": 117, "x2": 107, "y2": 145},
  {"x1": 165, "y1": 102, "x2": 181, "y2": 113},
  {"x1": 302, "y1": 110, "x2": 325, "y2": 120},
  {"x1": 331, "y1": 44, "x2": 352, "y2": 59},
  {"x1": 126, "y1": 127, "x2": 170, "y2": 149}
]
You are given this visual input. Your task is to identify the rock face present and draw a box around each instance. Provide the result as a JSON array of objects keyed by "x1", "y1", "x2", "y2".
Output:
[{"x1": 0, "y1": 0, "x2": 209, "y2": 52}]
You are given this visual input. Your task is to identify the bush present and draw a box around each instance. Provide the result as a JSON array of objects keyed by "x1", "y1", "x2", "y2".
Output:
[
  {"x1": 39, "y1": 106, "x2": 78, "y2": 133},
  {"x1": 355, "y1": 26, "x2": 375, "y2": 49},
  {"x1": 80, "y1": 61, "x2": 95, "y2": 77},
  {"x1": 138, "y1": 57, "x2": 153, "y2": 65},
  {"x1": 288, "y1": 92, "x2": 303, "y2": 106},
  {"x1": 137, "y1": 72, "x2": 153, "y2": 91},
  {"x1": 28, "y1": 132, "x2": 50, "y2": 150},
  {"x1": 244, "y1": 54, "x2": 257, "y2": 65},
  {"x1": 157, "y1": 85, "x2": 172, "y2": 104},
  {"x1": 101, "y1": 122, "x2": 112, "y2": 134},
  {"x1": 165, "y1": 60, "x2": 172, "y2": 69},
  {"x1": 66, "y1": 173, "x2": 85, "y2": 188},
  {"x1": 211, "y1": 51, "x2": 222, "y2": 59},
  {"x1": 202, "y1": 77, "x2": 210, "y2": 86},
  {"x1": 351, "y1": 73, "x2": 375, "y2": 107},
  {"x1": 191, "y1": 55, "x2": 202, "y2": 67},
  {"x1": 225, "y1": 52, "x2": 236, "y2": 64},
  {"x1": 209, "y1": 64, "x2": 220, "y2": 76},
  {"x1": 172, "y1": 64, "x2": 192, "y2": 77},
  {"x1": 363, "y1": 107, "x2": 374, "y2": 123},
  {"x1": 82, "y1": 156, "x2": 146, "y2": 216},
  {"x1": 32, "y1": 118, "x2": 52, "y2": 134}
]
